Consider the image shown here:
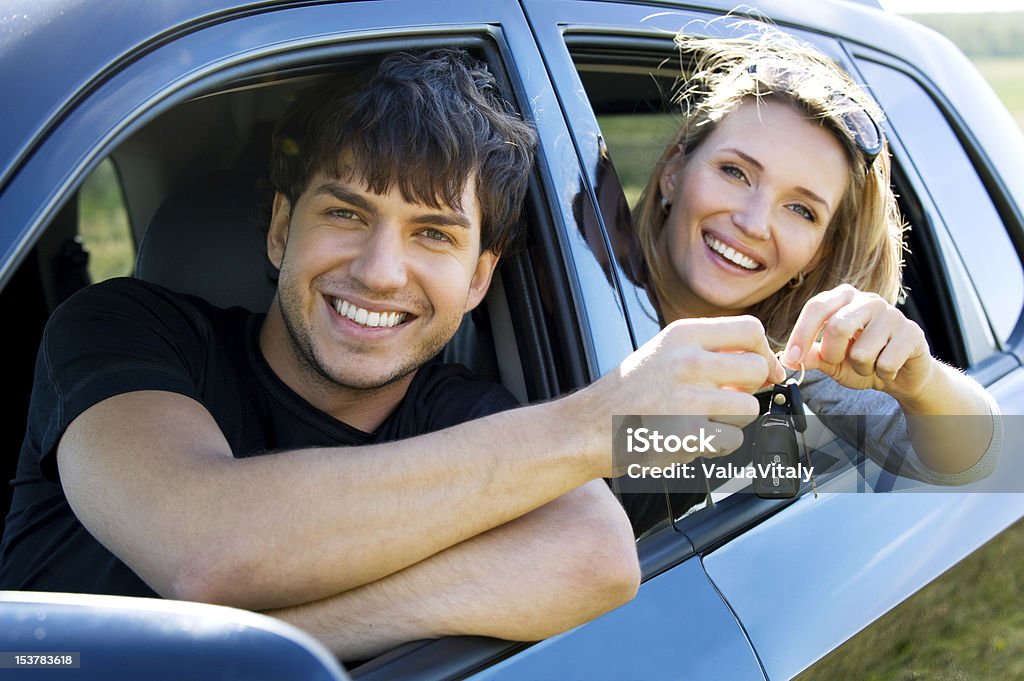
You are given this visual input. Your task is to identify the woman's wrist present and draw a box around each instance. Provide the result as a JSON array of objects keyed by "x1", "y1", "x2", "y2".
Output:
[{"x1": 889, "y1": 356, "x2": 941, "y2": 414}]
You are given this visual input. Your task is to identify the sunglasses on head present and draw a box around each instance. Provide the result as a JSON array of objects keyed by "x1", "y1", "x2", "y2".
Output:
[
  {"x1": 832, "y1": 93, "x2": 884, "y2": 172},
  {"x1": 746, "y1": 62, "x2": 884, "y2": 172}
]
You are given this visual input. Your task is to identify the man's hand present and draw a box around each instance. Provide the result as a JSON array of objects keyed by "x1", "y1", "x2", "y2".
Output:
[{"x1": 575, "y1": 315, "x2": 786, "y2": 478}]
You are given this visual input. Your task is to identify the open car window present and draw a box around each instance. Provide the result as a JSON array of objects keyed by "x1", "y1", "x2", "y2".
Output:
[{"x1": 565, "y1": 35, "x2": 997, "y2": 535}]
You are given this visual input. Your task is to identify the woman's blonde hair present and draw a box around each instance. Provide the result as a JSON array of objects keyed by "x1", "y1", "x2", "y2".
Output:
[{"x1": 634, "y1": 23, "x2": 907, "y2": 349}]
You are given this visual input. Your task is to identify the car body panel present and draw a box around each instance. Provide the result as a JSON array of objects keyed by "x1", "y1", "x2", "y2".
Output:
[
  {"x1": 0, "y1": 590, "x2": 350, "y2": 680},
  {"x1": 704, "y1": 492, "x2": 1024, "y2": 679},
  {"x1": 469, "y1": 558, "x2": 766, "y2": 681}
]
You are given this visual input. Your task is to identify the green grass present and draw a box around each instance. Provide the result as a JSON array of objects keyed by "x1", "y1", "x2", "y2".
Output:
[
  {"x1": 908, "y1": 12, "x2": 1024, "y2": 59},
  {"x1": 597, "y1": 113, "x2": 681, "y2": 206}
]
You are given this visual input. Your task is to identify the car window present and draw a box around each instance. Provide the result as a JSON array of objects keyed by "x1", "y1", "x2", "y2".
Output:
[
  {"x1": 78, "y1": 158, "x2": 134, "y2": 283},
  {"x1": 857, "y1": 58, "x2": 1023, "y2": 353},
  {"x1": 0, "y1": 6, "x2": 581, "y2": 674},
  {"x1": 567, "y1": 38, "x2": 990, "y2": 534}
]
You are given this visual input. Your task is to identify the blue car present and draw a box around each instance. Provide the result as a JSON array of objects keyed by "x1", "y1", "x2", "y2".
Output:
[{"x1": 1, "y1": 0, "x2": 1022, "y2": 678}]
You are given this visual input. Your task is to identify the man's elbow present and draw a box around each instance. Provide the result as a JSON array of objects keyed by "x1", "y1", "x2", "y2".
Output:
[
  {"x1": 544, "y1": 507, "x2": 640, "y2": 636},
  {"x1": 582, "y1": 517, "x2": 641, "y2": 611},
  {"x1": 162, "y1": 549, "x2": 275, "y2": 609}
]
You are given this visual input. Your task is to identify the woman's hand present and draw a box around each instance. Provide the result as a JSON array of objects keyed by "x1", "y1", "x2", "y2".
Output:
[{"x1": 783, "y1": 284, "x2": 935, "y2": 402}]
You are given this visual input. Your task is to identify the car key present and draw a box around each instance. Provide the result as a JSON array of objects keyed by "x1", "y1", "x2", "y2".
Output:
[{"x1": 752, "y1": 382, "x2": 806, "y2": 499}]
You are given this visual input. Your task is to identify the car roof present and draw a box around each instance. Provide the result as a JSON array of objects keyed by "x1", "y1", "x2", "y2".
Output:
[{"x1": 0, "y1": 0, "x2": 979, "y2": 189}]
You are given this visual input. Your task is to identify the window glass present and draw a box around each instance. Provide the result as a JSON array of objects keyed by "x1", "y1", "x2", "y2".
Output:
[
  {"x1": 596, "y1": 113, "x2": 678, "y2": 207},
  {"x1": 858, "y1": 59, "x2": 1023, "y2": 345},
  {"x1": 78, "y1": 158, "x2": 134, "y2": 282}
]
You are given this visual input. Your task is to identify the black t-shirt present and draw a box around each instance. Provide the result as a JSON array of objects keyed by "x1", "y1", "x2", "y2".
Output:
[{"x1": 0, "y1": 278, "x2": 518, "y2": 597}]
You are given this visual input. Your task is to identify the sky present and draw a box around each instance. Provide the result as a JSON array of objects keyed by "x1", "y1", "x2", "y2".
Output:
[{"x1": 882, "y1": 0, "x2": 1024, "y2": 12}]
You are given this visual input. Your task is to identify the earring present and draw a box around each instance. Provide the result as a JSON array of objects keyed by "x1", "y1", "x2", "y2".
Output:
[
  {"x1": 660, "y1": 196, "x2": 671, "y2": 214},
  {"x1": 789, "y1": 271, "x2": 806, "y2": 288}
]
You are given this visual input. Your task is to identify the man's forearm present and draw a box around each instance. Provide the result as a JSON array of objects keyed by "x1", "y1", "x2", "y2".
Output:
[
  {"x1": 62, "y1": 391, "x2": 607, "y2": 610},
  {"x1": 265, "y1": 480, "x2": 640, "y2": 660}
]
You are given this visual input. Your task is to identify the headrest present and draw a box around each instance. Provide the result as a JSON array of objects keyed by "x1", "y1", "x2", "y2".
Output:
[{"x1": 135, "y1": 171, "x2": 276, "y2": 312}]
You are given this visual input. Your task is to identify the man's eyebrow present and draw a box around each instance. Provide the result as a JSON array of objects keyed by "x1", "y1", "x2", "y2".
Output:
[
  {"x1": 726, "y1": 148, "x2": 833, "y2": 213},
  {"x1": 410, "y1": 212, "x2": 472, "y2": 230},
  {"x1": 312, "y1": 182, "x2": 472, "y2": 229},
  {"x1": 313, "y1": 183, "x2": 377, "y2": 214}
]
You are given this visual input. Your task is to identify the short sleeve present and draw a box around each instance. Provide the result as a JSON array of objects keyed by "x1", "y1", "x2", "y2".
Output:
[
  {"x1": 379, "y1": 362, "x2": 521, "y2": 442},
  {"x1": 29, "y1": 278, "x2": 212, "y2": 480}
]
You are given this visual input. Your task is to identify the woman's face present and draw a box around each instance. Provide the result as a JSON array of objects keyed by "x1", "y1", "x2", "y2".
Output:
[{"x1": 658, "y1": 98, "x2": 850, "y2": 322}]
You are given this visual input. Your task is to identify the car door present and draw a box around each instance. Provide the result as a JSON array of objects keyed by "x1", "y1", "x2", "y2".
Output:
[
  {"x1": 0, "y1": 1, "x2": 684, "y2": 678},
  {"x1": 491, "y1": 1, "x2": 1024, "y2": 679}
]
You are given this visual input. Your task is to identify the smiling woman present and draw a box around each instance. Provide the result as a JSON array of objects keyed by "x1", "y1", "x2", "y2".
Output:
[
  {"x1": 617, "y1": 24, "x2": 1001, "y2": 533},
  {"x1": 655, "y1": 98, "x2": 848, "y2": 322}
]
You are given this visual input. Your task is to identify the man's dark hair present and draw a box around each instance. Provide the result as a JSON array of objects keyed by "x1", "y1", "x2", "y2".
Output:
[{"x1": 269, "y1": 48, "x2": 537, "y2": 255}]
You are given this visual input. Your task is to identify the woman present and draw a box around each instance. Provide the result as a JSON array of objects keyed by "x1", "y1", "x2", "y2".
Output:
[{"x1": 631, "y1": 27, "x2": 1000, "y2": 491}]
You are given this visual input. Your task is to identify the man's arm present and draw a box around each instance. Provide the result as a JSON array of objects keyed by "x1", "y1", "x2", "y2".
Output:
[
  {"x1": 58, "y1": 317, "x2": 784, "y2": 611},
  {"x1": 265, "y1": 480, "x2": 640, "y2": 660},
  {"x1": 58, "y1": 389, "x2": 599, "y2": 610}
]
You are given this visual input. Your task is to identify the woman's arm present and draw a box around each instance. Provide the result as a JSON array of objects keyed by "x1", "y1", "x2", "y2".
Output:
[{"x1": 783, "y1": 284, "x2": 1000, "y2": 478}]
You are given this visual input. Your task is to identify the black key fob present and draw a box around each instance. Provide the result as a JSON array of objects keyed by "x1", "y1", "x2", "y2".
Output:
[{"x1": 752, "y1": 383, "x2": 803, "y2": 499}]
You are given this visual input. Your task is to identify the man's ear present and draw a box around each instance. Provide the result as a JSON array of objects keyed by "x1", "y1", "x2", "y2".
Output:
[
  {"x1": 267, "y1": 192, "x2": 291, "y2": 270},
  {"x1": 465, "y1": 250, "x2": 500, "y2": 312}
]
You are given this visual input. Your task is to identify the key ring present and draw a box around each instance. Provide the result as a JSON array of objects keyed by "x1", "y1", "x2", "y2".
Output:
[{"x1": 775, "y1": 351, "x2": 805, "y2": 387}]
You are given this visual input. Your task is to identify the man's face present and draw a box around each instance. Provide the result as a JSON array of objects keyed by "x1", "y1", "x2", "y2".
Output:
[{"x1": 263, "y1": 170, "x2": 496, "y2": 400}]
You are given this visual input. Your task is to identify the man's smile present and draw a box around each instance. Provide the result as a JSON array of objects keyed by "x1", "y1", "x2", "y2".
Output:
[{"x1": 327, "y1": 296, "x2": 412, "y2": 329}]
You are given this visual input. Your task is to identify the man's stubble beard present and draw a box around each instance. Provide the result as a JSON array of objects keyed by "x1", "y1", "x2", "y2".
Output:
[{"x1": 275, "y1": 267, "x2": 464, "y2": 394}]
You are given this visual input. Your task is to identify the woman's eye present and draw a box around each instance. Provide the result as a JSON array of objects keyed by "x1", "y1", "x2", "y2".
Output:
[
  {"x1": 788, "y1": 203, "x2": 817, "y2": 223},
  {"x1": 721, "y1": 164, "x2": 747, "y2": 182}
]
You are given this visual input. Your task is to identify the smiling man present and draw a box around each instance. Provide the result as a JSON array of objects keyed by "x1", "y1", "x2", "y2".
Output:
[
  {"x1": 0, "y1": 49, "x2": 630, "y2": 660},
  {"x1": 0, "y1": 48, "x2": 787, "y2": 661}
]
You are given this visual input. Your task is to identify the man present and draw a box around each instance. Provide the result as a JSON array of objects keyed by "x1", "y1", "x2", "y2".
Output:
[{"x1": 0, "y1": 49, "x2": 784, "y2": 660}]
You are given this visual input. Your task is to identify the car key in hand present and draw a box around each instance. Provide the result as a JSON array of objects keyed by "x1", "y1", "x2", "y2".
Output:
[{"x1": 752, "y1": 382, "x2": 811, "y2": 499}]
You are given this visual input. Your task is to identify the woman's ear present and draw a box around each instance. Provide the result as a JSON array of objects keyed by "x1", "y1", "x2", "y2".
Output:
[{"x1": 659, "y1": 145, "x2": 685, "y2": 201}]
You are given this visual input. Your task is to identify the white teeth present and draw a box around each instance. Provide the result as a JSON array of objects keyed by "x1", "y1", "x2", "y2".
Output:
[
  {"x1": 332, "y1": 298, "x2": 407, "y2": 328},
  {"x1": 704, "y1": 234, "x2": 760, "y2": 270}
]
